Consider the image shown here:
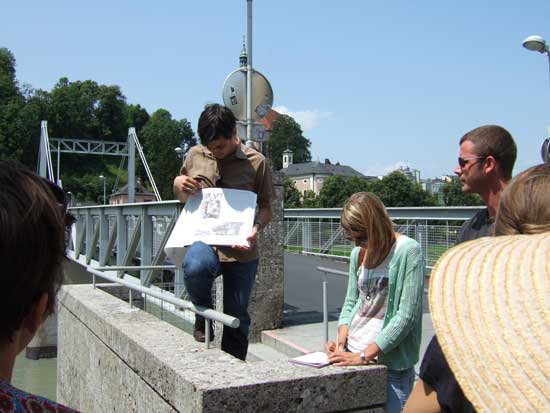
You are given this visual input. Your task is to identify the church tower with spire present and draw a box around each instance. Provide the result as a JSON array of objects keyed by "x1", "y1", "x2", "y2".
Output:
[{"x1": 239, "y1": 36, "x2": 248, "y2": 68}]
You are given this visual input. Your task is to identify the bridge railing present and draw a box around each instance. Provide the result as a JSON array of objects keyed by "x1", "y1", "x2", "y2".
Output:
[
  {"x1": 283, "y1": 206, "x2": 481, "y2": 272},
  {"x1": 67, "y1": 203, "x2": 479, "y2": 338},
  {"x1": 69, "y1": 203, "x2": 480, "y2": 274}
]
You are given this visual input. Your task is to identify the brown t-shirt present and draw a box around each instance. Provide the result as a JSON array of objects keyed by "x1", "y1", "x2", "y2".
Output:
[{"x1": 180, "y1": 141, "x2": 273, "y2": 262}]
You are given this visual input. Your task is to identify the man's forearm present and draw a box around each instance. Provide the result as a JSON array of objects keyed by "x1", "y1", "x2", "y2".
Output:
[
  {"x1": 173, "y1": 180, "x2": 189, "y2": 203},
  {"x1": 254, "y1": 204, "x2": 272, "y2": 230}
]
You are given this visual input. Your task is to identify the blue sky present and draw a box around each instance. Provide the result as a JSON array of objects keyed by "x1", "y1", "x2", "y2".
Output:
[{"x1": 3, "y1": 1, "x2": 550, "y2": 178}]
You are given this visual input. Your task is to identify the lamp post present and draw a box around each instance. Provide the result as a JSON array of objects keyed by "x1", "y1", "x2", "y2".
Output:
[
  {"x1": 522, "y1": 35, "x2": 550, "y2": 163},
  {"x1": 522, "y1": 35, "x2": 550, "y2": 85},
  {"x1": 99, "y1": 174, "x2": 106, "y2": 205}
]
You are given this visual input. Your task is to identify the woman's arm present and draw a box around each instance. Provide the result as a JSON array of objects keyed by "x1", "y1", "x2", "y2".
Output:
[
  {"x1": 375, "y1": 242, "x2": 424, "y2": 353},
  {"x1": 403, "y1": 379, "x2": 441, "y2": 413},
  {"x1": 337, "y1": 247, "x2": 361, "y2": 327}
]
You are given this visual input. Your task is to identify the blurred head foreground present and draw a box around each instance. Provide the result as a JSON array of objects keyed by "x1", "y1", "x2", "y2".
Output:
[
  {"x1": 495, "y1": 163, "x2": 550, "y2": 235},
  {"x1": 0, "y1": 161, "x2": 73, "y2": 344}
]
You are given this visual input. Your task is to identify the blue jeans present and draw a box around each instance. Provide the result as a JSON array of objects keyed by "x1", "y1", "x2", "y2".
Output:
[
  {"x1": 385, "y1": 367, "x2": 415, "y2": 413},
  {"x1": 183, "y1": 241, "x2": 258, "y2": 360}
]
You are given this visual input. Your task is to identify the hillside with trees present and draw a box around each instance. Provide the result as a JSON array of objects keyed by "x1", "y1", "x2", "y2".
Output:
[{"x1": 0, "y1": 47, "x2": 196, "y2": 203}]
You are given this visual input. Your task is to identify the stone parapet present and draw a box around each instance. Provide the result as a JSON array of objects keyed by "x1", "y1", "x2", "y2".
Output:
[
  {"x1": 58, "y1": 284, "x2": 386, "y2": 412},
  {"x1": 249, "y1": 170, "x2": 285, "y2": 341}
]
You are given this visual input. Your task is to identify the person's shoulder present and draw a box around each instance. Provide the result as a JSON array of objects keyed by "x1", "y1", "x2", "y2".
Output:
[
  {"x1": 396, "y1": 235, "x2": 420, "y2": 251},
  {"x1": 187, "y1": 145, "x2": 206, "y2": 157},
  {"x1": 241, "y1": 144, "x2": 267, "y2": 162},
  {"x1": 0, "y1": 380, "x2": 79, "y2": 412}
]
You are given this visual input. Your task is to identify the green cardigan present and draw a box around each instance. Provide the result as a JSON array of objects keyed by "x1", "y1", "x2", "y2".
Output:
[{"x1": 338, "y1": 236, "x2": 424, "y2": 370}]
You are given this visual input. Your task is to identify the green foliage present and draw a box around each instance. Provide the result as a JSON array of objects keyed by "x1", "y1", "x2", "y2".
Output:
[
  {"x1": 284, "y1": 177, "x2": 301, "y2": 208},
  {"x1": 441, "y1": 177, "x2": 484, "y2": 206},
  {"x1": 371, "y1": 171, "x2": 438, "y2": 207},
  {"x1": 315, "y1": 171, "x2": 438, "y2": 208},
  {"x1": 0, "y1": 47, "x2": 200, "y2": 203},
  {"x1": 318, "y1": 175, "x2": 370, "y2": 207},
  {"x1": 265, "y1": 114, "x2": 311, "y2": 170},
  {"x1": 0, "y1": 48, "x2": 37, "y2": 165},
  {"x1": 138, "y1": 109, "x2": 196, "y2": 200},
  {"x1": 47, "y1": 78, "x2": 128, "y2": 141},
  {"x1": 126, "y1": 104, "x2": 150, "y2": 133},
  {"x1": 302, "y1": 190, "x2": 320, "y2": 208},
  {"x1": 0, "y1": 48, "x2": 19, "y2": 101}
]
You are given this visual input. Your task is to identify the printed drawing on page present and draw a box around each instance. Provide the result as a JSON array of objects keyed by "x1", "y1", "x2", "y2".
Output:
[{"x1": 165, "y1": 188, "x2": 257, "y2": 265}]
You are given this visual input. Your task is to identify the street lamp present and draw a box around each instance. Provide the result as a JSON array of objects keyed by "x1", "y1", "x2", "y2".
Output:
[
  {"x1": 174, "y1": 147, "x2": 183, "y2": 158},
  {"x1": 522, "y1": 34, "x2": 550, "y2": 85},
  {"x1": 522, "y1": 34, "x2": 550, "y2": 163},
  {"x1": 99, "y1": 174, "x2": 106, "y2": 205},
  {"x1": 522, "y1": 35, "x2": 549, "y2": 53}
]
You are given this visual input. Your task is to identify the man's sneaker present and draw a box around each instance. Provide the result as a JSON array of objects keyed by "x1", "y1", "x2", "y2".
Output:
[{"x1": 193, "y1": 315, "x2": 214, "y2": 343}]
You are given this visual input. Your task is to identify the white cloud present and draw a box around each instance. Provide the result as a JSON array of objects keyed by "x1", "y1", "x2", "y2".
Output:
[
  {"x1": 273, "y1": 105, "x2": 333, "y2": 131},
  {"x1": 363, "y1": 161, "x2": 410, "y2": 177}
]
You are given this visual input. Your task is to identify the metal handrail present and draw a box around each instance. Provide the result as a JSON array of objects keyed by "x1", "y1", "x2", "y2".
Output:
[
  {"x1": 316, "y1": 266, "x2": 349, "y2": 345},
  {"x1": 85, "y1": 265, "x2": 239, "y2": 348}
]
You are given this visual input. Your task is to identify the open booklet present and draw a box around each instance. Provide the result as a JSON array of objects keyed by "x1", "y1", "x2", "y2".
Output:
[
  {"x1": 164, "y1": 188, "x2": 257, "y2": 267},
  {"x1": 288, "y1": 352, "x2": 330, "y2": 368}
]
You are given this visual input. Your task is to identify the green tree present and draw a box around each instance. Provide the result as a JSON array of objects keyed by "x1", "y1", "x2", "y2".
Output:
[
  {"x1": 47, "y1": 78, "x2": 128, "y2": 142},
  {"x1": 138, "y1": 109, "x2": 196, "y2": 199},
  {"x1": 371, "y1": 171, "x2": 438, "y2": 207},
  {"x1": 0, "y1": 47, "x2": 19, "y2": 101},
  {"x1": 265, "y1": 114, "x2": 311, "y2": 170},
  {"x1": 0, "y1": 48, "x2": 34, "y2": 164},
  {"x1": 302, "y1": 190, "x2": 320, "y2": 208},
  {"x1": 126, "y1": 104, "x2": 150, "y2": 133},
  {"x1": 284, "y1": 178, "x2": 301, "y2": 208},
  {"x1": 441, "y1": 178, "x2": 484, "y2": 206},
  {"x1": 318, "y1": 175, "x2": 371, "y2": 207}
]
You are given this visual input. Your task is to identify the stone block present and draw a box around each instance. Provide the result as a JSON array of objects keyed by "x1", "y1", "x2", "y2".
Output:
[{"x1": 57, "y1": 284, "x2": 386, "y2": 412}]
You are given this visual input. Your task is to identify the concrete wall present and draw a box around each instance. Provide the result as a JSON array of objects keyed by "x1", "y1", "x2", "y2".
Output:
[{"x1": 57, "y1": 284, "x2": 386, "y2": 412}]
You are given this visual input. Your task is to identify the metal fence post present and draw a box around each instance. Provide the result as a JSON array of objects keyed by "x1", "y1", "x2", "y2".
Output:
[
  {"x1": 140, "y1": 206, "x2": 153, "y2": 283},
  {"x1": 322, "y1": 271, "x2": 328, "y2": 345},
  {"x1": 205, "y1": 319, "x2": 211, "y2": 349}
]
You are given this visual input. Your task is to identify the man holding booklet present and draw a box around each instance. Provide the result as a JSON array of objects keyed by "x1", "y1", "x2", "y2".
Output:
[{"x1": 173, "y1": 103, "x2": 273, "y2": 361}]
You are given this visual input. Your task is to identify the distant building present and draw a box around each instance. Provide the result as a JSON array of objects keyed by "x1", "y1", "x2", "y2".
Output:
[
  {"x1": 397, "y1": 165, "x2": 421, "y2": 184},
  {"x1": 110, "y1": 179, "x2": 156, "y2": 205},
  {"x1": 280, "y1": 150, "x2": 374, "y2": 195},
  {"x1": 422, "y1": 175, "x2": 453, "y2": 204}
]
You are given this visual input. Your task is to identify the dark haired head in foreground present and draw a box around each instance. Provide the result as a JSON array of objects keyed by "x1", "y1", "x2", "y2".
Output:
[{"x1": 0, "y1": 160, "x2": 78, "y2": 412}]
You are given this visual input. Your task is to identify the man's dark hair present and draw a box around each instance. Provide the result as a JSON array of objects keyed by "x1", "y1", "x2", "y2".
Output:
[
  {"x1": 460, "y1": 125, "x2": 517, "y2": 180},
  {"x1": 197, "y1": 103, "x2": 237, "y2": 146},
  {"x1": 0, "y1": 161, "x2": 73, "y2": 342}
]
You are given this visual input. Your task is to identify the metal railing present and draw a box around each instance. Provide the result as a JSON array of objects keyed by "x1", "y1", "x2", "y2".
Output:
[
  {"x1": 317, "y1": 266, "x2": 348, "y2": 343},
  {"x1": 67, "y1": 202, "x2": 479, "y2": 344},
  {"x1": 86, "y1": 265, "x2": 238, "y2": 348}
]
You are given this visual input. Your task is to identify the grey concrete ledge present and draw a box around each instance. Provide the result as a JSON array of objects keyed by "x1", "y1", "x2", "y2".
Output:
[{"x1": 58, "y1": 284, "x2": 386, "y2": 412}]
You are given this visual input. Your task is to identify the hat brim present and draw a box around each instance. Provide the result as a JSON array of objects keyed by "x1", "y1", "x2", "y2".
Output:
[{"x1": 429, "y1": 233, "x2": 550, "y2": 413}]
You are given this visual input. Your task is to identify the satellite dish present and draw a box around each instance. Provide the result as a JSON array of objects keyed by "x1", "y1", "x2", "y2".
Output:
[{"x1": 222, "y1": 68, "x2": 274, "y2": 121}]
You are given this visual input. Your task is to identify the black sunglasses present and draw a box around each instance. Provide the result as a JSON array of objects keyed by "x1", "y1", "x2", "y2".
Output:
[
  {"x1": 43, "y1": 179, "x2": 76, "y2": 226},
  {"x1": 457, "y1": 156, "x2": 487, "y2": 168}
]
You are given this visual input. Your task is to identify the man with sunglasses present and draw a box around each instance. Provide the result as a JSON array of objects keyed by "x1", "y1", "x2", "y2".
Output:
[
  {"x1": 453, "y1": 125, "x2": 517, "y2": 243},
  {"x1": 405, "y1": 125, "x2": 517, "y2": 413}
]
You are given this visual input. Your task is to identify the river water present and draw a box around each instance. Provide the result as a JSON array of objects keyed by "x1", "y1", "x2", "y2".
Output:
[{"x1": 12, "y1": 353, "x2": 57, "y2": 401}]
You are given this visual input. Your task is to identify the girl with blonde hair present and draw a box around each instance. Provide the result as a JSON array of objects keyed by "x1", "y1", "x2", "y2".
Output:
[{"x1": 325, "y1": 192, "x2": 425, "y2": 413}]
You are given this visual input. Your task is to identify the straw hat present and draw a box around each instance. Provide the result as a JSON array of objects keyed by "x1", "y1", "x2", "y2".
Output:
[{"x1": 429, "y1": 233, "x2": 550, "y2": 413}]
